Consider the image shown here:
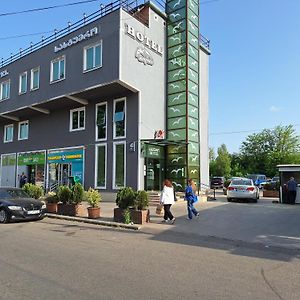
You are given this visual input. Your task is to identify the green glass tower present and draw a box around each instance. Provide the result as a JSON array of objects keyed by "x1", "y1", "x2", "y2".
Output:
[{"x1": 166, "y1": 0, "x2": 200, "y2": 191}]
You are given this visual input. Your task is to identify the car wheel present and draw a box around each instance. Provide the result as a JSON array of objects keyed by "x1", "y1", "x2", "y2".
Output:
[{"x1": 0, "y1": 209, "x2": 10, "y2": 223}]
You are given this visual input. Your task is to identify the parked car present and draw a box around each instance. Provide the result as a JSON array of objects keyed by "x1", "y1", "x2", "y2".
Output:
[
  {"x1": 227, "y1": 178, "x2": 259, "y2": 202},
  {"x1": 246, "y1": 174, "x2": 267, "y2": 188},
  {"x1": 0, "y1": 188, "x2": 46, "y2": 223},
  {"x1": 210, "y1": 176, "x2": 225, "y2": 189}
]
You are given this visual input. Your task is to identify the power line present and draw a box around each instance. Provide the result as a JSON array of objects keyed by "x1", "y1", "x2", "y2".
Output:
[
  {"x1": 0, "y1": 0, "x2": 100, "y2": 17},
  {"x1": 0, "y1": 31, "x2": 53, "y2": 41},
  {"x1": 210, "y1": 124, "x2": 300, "y2": 136}
]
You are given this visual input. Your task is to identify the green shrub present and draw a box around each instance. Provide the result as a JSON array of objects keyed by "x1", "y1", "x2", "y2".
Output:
[
  {"x1": 44, "y1": 192, "x2": 59, "y2": 204},
  {"x1": 116, "y1": 187, "x2": 135, "y2": 209},
  {"x1": 23, "y1": 183, "x2": 44, "y2": 199},
  {"x1": 57, "y1": 185, "x2": 72, "y2": 204},
  {"x1": 134, "y1": 190, "x2": 149, "y2": 210},
  {"x1": 123, "y1": 208, "x2": 131, "y2": 224},
  {"x1": 85, "y1": 188, "x2": 101, "y2": 208},
  {"x1": 71, "y1": 183, "x2": 84, "y2": 204}
]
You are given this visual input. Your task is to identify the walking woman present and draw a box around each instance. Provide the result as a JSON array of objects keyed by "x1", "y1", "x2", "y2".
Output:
[
  {"x1": 185, "y1": 179, "x2": 200, "y2": 220},
  {"x1": 160, "y1": 179, "x2": 176, "y2": 224}
]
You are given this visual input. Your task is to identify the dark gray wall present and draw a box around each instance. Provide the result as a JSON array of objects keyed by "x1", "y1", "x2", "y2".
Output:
[
  {"x1": 0, "y1": 91, "x2": 139, "y2": 191},
  {"x1": 0, "y1": 9, "x2": 121, "y2": 113}
]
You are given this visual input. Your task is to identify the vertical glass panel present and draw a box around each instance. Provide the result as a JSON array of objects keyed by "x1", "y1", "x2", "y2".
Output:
[
  {"x1": 95, "y1": 45, "x2": 101, "y2": 67},
  {"x1": 97, "y1": 145, "x2": 106, "y2": 187},
  {"x1": 33, "y1": 69, "x2": 39, "y2": 89},
  {"x1": 72, "y1": 111, "x2": 78, "y2": 129},
  {"x1": 60, "y1": 59, "x2": 65, "y2": 79},
  {"x1": 86, "y1": 47, "x2": 94, "y2": 70},
  {"x1": 20, "y1": 123, "x2": 28, "y2": 139},
  {"x1": 21, "y1": 74, "x2": 27, "y2": 93},
  {"x1": 79, "y1": 110, "x2": 85, "y2": 128},
  {"x1": 114, "y1": 100, "x2": 125, "y2": 137},
  {"x1": 115, "y1": 144, "x2": 125, "y2": 188},
  {"x1": 53, "y1": 61, "x2": 59, "y2": 81},
  {"x1": 97, "y1": 104, "x2": 106, "y2": 140}
]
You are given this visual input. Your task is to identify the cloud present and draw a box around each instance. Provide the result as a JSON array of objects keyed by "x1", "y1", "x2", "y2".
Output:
[{"x1": 269, "y1": 105, "x2": 281, "y2": 112}]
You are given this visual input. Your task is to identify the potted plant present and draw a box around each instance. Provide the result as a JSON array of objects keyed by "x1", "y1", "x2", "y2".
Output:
[
  {"x1": 85, "y1": 188, "x2": 101, "y2": 219},
  {"x1": 131, "y1": 190, "x2": 150, "y2": 224},
  {"x1": 114, "y1": 187, "x2": 135, "y2": 223},
  {"x1": 57, "y1": 185, "x2": 73, "y2": 215},
  {"x1": 23, "y1": 183, "x2": 44, "y2": 199},
  {"x1": 44, "y1": 192, "x2": 59, "y2": 213}
]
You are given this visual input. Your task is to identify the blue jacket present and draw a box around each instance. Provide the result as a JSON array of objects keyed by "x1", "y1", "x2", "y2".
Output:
[{"x1": 185, "y1": 185, "x2": 197, "y2": 202}]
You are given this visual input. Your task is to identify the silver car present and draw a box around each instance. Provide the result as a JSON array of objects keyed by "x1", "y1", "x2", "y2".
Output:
[{"x1": 227, "y1": 178, "x2": 259, "y2": 202}]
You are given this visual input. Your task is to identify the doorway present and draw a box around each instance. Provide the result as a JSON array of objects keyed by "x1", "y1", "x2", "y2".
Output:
[
  {"x1": 145, "y1": 158, "x2": 165, "y2": 191},
  {"x1": 49, "y1": 163, "x2": 72, "y2": 188}
]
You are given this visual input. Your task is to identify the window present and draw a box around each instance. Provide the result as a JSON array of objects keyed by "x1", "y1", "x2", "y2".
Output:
[
  {"x1": 96, "y1": 103, "x2": 107, "y2": 141},
  {"x1": 18, "y1": 121, "x2": 29, "y2": 140},
  {"x1": 84, "y1": 42, "x2": 102, "y2": 71},
  {"x1": 19, "y1": 72, "x2": 27, "y2": 94},
  {"x1": 30, "y1": 67, "x2": 40, "y2": 90},
  {"x1": 4, "y1": 124, "x2": 13, "y2": 143},
  {"x1": 70, "y1": 107, "x2": 85, "y2": 131},
  {"x1": 95, "y1": 144, "x2": 106, "y2": 188},
  {"x1": 51, "y1": 56, "x2": 65, "y2": 82},
  {"x1": 113, "y1": 98, "x2": 126, "y2": 138},
  {"x1": 0, "y1": 80, "x2": 10, "y2": 100},
  {"x1": 113, "y1": 142, "x2": 125, "y2": 189}
]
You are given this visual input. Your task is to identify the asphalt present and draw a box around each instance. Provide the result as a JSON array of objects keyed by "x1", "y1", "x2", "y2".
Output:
[{"x1": 46, "y1": 190, "x2": 300, "y2": 251}]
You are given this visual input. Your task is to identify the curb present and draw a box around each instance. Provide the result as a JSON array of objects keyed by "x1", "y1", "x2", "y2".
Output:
[{"x1": 45, "y1": 213, "x2": 141, "y2": 230}]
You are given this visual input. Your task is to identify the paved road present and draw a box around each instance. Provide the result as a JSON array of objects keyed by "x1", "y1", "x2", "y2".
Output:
[{"x1": 1, "y1": 216, "x2": 300, "y2": 300}]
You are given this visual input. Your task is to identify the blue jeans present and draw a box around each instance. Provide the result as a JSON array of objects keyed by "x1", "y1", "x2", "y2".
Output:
[{"x1": 187, "y1": 200, "x2": 199, "y2": 219}]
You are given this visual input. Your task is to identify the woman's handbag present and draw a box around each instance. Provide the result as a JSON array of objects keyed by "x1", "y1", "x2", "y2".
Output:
[{"x1": 156, "y1": 204, "x2": 164, "y2": 215}]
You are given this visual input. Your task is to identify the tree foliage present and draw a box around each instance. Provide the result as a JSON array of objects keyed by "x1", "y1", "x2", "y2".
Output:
[
  {"x1": 240, "y1": 125, "x2": 300, "y2": 177},
  {"x1": 210, "y1": 144, "x2": 231, "y2": 178}
]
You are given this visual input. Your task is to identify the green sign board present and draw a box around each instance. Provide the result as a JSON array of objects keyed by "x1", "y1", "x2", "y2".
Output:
[
  {"x1": 17, "y1": 152, "x2": 46, "y2": 166},
  {"x1": 47, "y1": 148, "x2": 84, "y2": 163},
  {"x1": 144, "y1": 144, "x2": 164, "y2": 159}
]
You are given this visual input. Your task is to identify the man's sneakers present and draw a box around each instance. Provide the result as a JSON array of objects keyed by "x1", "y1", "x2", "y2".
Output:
[
  {"x1": 196, "y1": 212, "x2": 200, "y2": 217},
  {"x1": 161, "y1": 219, "x2": 168, "y2": 223},
  {"x1": 171, "y1": 218, "x2": 176, "y2": 224}
]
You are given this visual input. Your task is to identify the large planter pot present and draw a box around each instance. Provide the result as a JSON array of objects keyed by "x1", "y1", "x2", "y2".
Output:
[
  {"x1": 87, "y1": 207, "x2": 100, "y2": 219},
  {"x1": 57, "y1": 203, "x2": 86, "y2": 216},
  {"x1": 46, "y1": 203, "x2": 58, "y2": 213},
  {"x1": 130, "y1": 209, "x2": 150, "y2": 224},
  {"x1": 114, "y1": 208, "x2": 125, "y2": 223},
  {"x1": 263, "y1": 190, "x2": 279, "y2": 198}
]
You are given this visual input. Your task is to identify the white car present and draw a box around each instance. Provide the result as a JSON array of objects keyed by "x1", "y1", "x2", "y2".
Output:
[{"x1": 227, "y1": 178, "x2": 259, "y2": 202}]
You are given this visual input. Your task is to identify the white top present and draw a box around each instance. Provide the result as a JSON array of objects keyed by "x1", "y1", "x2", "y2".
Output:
[{"x1": 160, "y1": 186, "x2": 175, "y2": 205}]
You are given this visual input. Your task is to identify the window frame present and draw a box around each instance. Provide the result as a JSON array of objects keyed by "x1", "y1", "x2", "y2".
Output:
[
  {"x1": 4, "y1": 124, "x2": 14, "y2": 143},
  {"x1": 19, "y1": 72, "x2": 28, "y2": 95},
  {"x1": 83, "y1": 41, "x2": 103, "y2": 73},
  {"x1": 0, "y1": 80, "x2": 11, "y2": 101},
  {"x1": 95, "y1": 102, "x2": 107, "y2": 141},
  {"x1": 113, "y1": 97, "x2": 126, "y2": 139},
  {"x1": 95, "y1": 143, "x2": 107, "y2": 189},
  {"x1": 50, "y1": 55, "x2": 66, "y2": 83},
  {"x1": 112, "y1": 141, "x2": 126, "y2": 190},
  {"x1": 18, "y1": 120, "x2": 29, "y2": 141},
  {"x1": 30, "y1": 67, "x2": 40, "y2": 91},
  {"x1": 69, "y1": 107, "x2": 86, "y2": 132}
]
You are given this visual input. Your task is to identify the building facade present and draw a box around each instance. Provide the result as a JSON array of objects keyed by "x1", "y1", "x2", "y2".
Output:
[{"x1": 0, "y1": 0, "x2": 210, "y2": 194}]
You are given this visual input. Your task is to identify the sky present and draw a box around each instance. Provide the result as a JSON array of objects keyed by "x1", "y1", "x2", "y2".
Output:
[{"x1": 0, "y1": 0, "x2": 299, "y2": 153}]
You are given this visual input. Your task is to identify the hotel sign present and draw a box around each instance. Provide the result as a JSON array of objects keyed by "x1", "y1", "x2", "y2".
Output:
[
  {"x1": 125, "y1": 24, "x2": 163, "y2": 56},
  {"x1": 0, "y1": 69, "x2": 9, "y2": 78},
  {"x1": 54, "y1": 27, "x2": 98, "y2": 53}
]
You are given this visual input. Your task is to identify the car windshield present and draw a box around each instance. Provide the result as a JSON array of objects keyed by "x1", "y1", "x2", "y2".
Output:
[
  {"x1": 231, "y1": 179, "x2": 252, "y2": 186},
  {"x1": 1, "y1": 189, "x2": 30, "y2": 198}
]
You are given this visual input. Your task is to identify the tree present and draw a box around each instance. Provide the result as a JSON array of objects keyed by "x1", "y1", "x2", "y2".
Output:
[
  {"x1": 210, "y1": 144, "x2": 231, "y2": 178},
  {"x1": 240, "y1": 125, "x2": 300, "y2": 177}
]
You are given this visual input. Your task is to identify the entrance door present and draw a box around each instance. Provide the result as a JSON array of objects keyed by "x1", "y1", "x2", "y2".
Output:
[
  {"x1": 145, "y1": 158, "x2": 164, "y2": 191},
  {"x1": 49, "y1": 163, "x2": 72, "y2": 189}
]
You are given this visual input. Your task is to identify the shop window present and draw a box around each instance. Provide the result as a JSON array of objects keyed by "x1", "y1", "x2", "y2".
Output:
[
  {"x1": 51, "y1": 56, "x2": 65, "y2": 82},
  {"x1": 30, "y1": 67, "x2": 40, "y2": 90},
  {"x1": 83, "y1": 42, "x2": 102, "y2": 72},
  {"x1": 18, "y1": 121, "x2": 29, "y2": 140},
  {"x1": 95, "y1": 144, "x2": 106, "y2": 188},
  {"x1": 19, "y1": 72, "x2": 27, "y2": 94},
  {"x1": 113, "y1": 98, "x2": 126, "y2": 138},
  {"x1": 96, "y1": 103, "x2": 107, "y2": 140},
  {"x1": 70, "y1": 107, "x2": 85, "y2": 131},
  {"x1": 0, "y1": 80, "x2": 10, "y2": 100},
  {"x1": 113, "y1": 142, "x2": 125, "y2": 189},
  {"x1": 4, "y1": 124, "x2": 13, "y2": 143}
]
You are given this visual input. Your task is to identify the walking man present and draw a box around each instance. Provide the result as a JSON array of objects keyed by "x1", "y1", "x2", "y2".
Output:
[{"x1": 287, "y1": 177, "x2": 297, "y2": 204}]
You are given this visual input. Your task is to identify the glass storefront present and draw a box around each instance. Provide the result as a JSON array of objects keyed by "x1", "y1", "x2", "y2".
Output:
[{"x1": 1, "y1": 153, "x2": 16, "y2": 187}]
